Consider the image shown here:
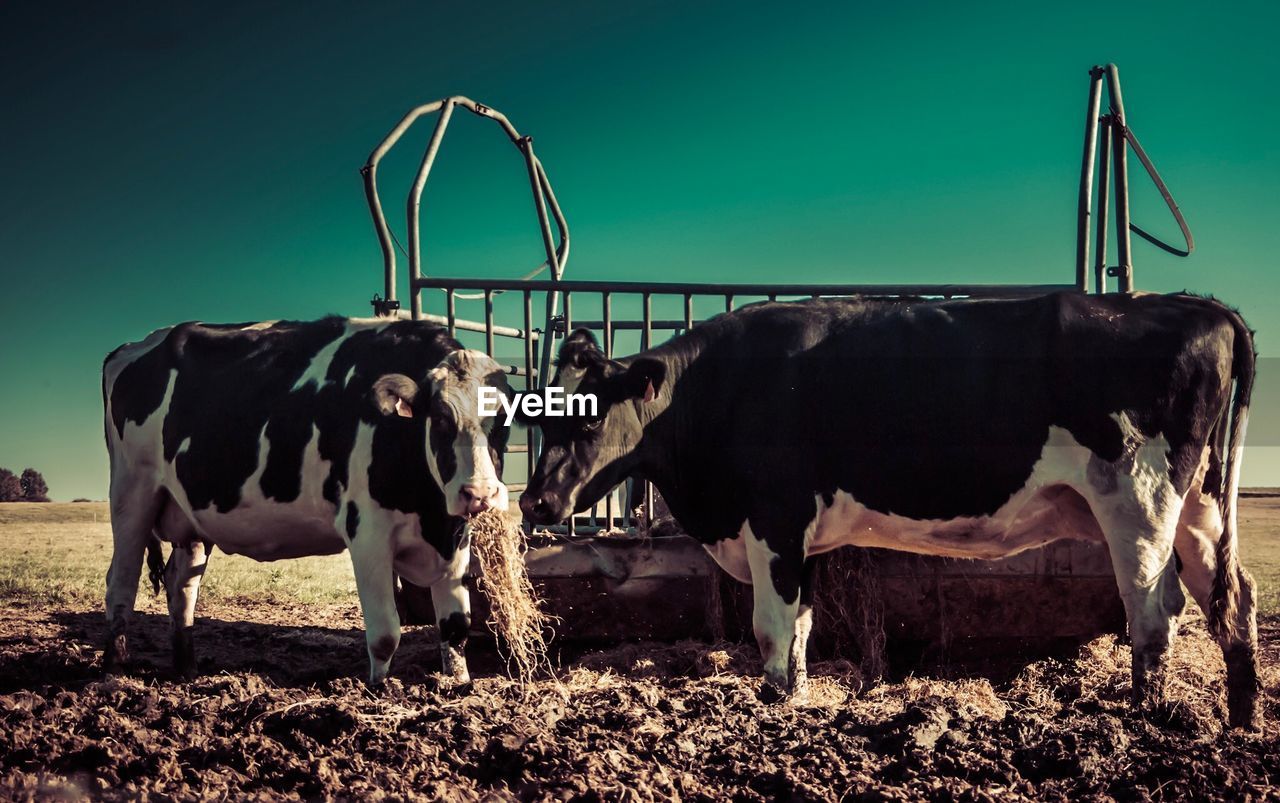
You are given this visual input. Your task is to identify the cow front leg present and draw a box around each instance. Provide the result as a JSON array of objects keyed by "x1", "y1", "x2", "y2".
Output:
[
  {"x1": 429, "y1": 549, "x2": 472, "y2": 685},
  {"x1": 164, "y1": 539, "x2": 210, "y2": 679},
  {"x1": 744, "y1": 519, "x2": 805, "y2": 702},
  {"x1": 348, "y1": 529, "x2": 400, "y2": 687}
]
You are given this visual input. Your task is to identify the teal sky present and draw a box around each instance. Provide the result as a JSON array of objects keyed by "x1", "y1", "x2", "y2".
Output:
[{"x1": 2, "y1": 1, "x2": 1278, "y2": 500}]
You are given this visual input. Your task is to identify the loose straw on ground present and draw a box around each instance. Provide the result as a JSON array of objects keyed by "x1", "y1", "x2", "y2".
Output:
[{"x1": 468, "y1": 508, "x2": 553, "y2": 682}]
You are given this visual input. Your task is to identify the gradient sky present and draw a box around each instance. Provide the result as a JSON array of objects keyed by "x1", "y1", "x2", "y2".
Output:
[{"x1": 2, "y1": 1, "x2": 1278, "y2": 500}]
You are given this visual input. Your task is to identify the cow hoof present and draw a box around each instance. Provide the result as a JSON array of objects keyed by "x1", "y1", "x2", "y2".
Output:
[
  {"x1": 173, "y1": 633, "x2": 197, "y2": 680},
  {"x1": 1226, "y1": 648, "x2": 1263, "y2": 731},
  {"x1": 446, "y1": 679, "x2": 475, "y2": 697},
  {"x1": 757, "y1": 682, "x2": 787, "y2": 704},
  {"x1": 102, "y1": 635, "x2": 128, "y2": 675},
  {"x1": 1228, "y1": 689, "x2": 1263, "y2": 732}
]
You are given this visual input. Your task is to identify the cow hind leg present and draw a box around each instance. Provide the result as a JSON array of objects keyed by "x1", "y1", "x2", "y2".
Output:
[
  {"x1": 743, "y1": 518, "x2": 806, "y2": 702},
  {"x1": 1083, "y1": 455, "x2": 1186, "y2": 713},
  {"x1": 1175, "y1": 486, "x2": 1262, "y2": 729},
  {"x1": 164, "y1": 539, "x2": 210, "y2": 679},
  {"x1": 104, "y1": 481, "x2": 164, "y2": 674},
  {"x1": 789, "y1": 557, "x2": 818, "y2": 698}
]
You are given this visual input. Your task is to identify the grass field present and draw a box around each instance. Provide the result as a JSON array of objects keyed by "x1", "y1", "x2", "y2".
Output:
[
  {"x1": 0, "y1": 502, "x2": 354, "y2": 610},
  {"x1": 1, "y1": 496, "x2": 1278, "y2": 615}
]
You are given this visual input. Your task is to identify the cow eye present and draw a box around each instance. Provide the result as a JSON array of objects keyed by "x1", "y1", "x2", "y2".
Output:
[{"x1": 582, "y1": 417, "x2": 605, "y2": 433}]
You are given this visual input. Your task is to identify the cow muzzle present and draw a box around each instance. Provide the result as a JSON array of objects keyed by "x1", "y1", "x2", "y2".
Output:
[
  {"x1": 519, "y1": 491, "x2": 567, "y2": 525},
  {"x1": 456, "y1": 482, "x2": 506, "y2": 518}
]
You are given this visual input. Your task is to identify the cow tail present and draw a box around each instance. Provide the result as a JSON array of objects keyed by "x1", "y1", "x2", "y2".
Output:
[
  {"x1": 1209, "y1": 308, "x2": 1256, "y2": 643},
  {"x1": 146, "y1": 535, "x2": 167, "y2": 596}
]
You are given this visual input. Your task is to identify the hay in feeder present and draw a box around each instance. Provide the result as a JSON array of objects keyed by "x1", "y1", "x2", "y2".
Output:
[
  {"x1": 468, "y1": 508, "x2": 553, "y2": 681},
  {"x1": 810, "y1": 547, "x2": 888, "y2": 683}
]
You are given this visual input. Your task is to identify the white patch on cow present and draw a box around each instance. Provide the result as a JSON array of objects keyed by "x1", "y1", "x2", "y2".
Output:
[
  {"x1": 742, "y1": 521, "x2": 797, "y2": 688},
  {"x1": 805, "y1": 425, "x2": 1103, "y2": 560},
  {"x1": 241, "y1": 321, "x2": 278, "y2": 331},
  {"x1": 705, "y1": 531, "x2": 753, "y2": 583},
  {"x1": 1081, "y1": 413, "x2": 1185, "y2": 676},
  {"x1": 103, "y1": 328, "x2": 174, "y2": 451},
  {"x1": 291, "y1": 319, "x2": 393, "y2": 393}
]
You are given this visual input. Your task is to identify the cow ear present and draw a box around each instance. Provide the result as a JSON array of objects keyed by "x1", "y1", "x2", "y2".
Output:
[
  {"x1": 558, "y1": 328, "x2": 604, "y2": 370},
  {"x1": 372, "y1": 374, "x2": 420, "y2": 418},
  {"x1": 621, "y1": 358, "x2": 666, "y2": 403}
]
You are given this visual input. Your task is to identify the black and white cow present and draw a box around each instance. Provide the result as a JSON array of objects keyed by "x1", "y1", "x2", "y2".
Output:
[
  {"x1": 519, "y1": 292, "x2": 1261, "y2": 728},
  {"x1": 103, "y1": 316, "x2": 510, "y2": 686}
]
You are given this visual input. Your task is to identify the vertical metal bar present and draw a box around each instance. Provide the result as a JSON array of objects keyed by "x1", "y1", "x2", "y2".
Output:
[
  {"x1": 407, "y1": 101, "x2": 456, "y2": 320},
  {"x1": 446, "y1": 289, "x2": 456, "y2": 337},
  {"x1": 642, "y1": 292, "x2": 652, "y2": 351},
  {"x1": 1077, "y1": 66, "x2": 1104, "y2": 292},
  {"x1": 602, "y1": 292, "x2": 613, "y2": 358},
  {"x1": 564, "y1": 286, "x2": 576, "y2": 536},
  {"x1": 683, "y1": 294, "x2": 694, "y2": 333},
  {"x1": 642, "y1": 291, "x2": 654, "y2": 531},
  {"x1": 768, "y1": 293, "x2": 777, "y2": 302},
  {"x1": 523, "y1": 289, "x2": 534, "y2": 485},
  {"x1": 1106, "y1": 64, "x2": 1133, "y2": 292},
  {"x1": 644, "y1": 480, "x2": 654, "y2": 533},
  {"x1": 1094, "y1": 118, "x2": 1112, "y2": 294},
  {"x1": 725, "y1": 294, "x2": 734, "y2": 313},
  {"x1": 484, "y1": 289, "x2": 495, "y2": 356},
  {"x1": 602, "y1": 291, "x2": 614, "y2": 529}
]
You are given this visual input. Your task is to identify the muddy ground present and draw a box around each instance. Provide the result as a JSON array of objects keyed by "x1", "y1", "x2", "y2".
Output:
[{"x1": 1, "y1": 602, "x2": 1278, "y2": 801}]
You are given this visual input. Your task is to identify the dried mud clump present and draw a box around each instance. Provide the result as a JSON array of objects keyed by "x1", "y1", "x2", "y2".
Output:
[{"x1": 468, "y1": 508, "x2": 552, "y2": 680}]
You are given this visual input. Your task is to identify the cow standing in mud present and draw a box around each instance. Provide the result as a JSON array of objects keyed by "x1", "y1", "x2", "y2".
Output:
[
  {"x1": 103, "y1": 317, "x2": 510, "y2": 686},
  {"x1": 519, "y1": 292, "x2": 1262, "y2": 728}
]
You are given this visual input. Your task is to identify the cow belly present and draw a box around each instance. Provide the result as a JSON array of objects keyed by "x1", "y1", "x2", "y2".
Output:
[
  {"x1": 187, "y1": 502, "x2": 346, "y2": 560},
  {"x1": 812, "y1": 425, "x2": 1105, "y2": 559},
  {"x1": 810, "y1": 485, "x2": 1102, "y2": 559}
]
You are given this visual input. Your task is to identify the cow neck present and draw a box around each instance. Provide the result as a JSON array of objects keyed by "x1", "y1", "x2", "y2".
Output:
[{"x1": 626, "y1": 341, "x2": 698, "y2": 491}]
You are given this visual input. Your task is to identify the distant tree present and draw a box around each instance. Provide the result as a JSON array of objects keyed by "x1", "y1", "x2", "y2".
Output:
[
  {"x1": 20, "y1": 469, "x2": 49, "y2": 502},
  {"x1": 0, "y1": 469, "x2": 21, "y2": 502}
]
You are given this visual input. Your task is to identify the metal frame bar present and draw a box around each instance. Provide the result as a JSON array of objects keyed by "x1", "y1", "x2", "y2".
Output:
[
  {"x1": 1077, "y1": 64, "x2": 1194, "y2": 295},
  {"x1": 412, "y1": 277, "x2": 1074, "y2": 296},
  {"x1": 1075, "y1": 67, "x2": 1104, "y2": 291}
]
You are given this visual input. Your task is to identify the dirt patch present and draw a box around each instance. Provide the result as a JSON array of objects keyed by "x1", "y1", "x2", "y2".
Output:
[{"x1": 1, "y1": 601, "x2": 1278, "y2": 800}]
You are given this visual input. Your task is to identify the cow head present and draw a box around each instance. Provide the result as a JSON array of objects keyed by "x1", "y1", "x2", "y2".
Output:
[
  {"x1": 373, "y1": 350, "x2": 511, "y2": 518},
  {"x1": 519, "y1": 329, "x2": 666, "y2": 524}
]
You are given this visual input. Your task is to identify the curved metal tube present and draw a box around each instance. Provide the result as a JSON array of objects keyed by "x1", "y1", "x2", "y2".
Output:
[{"x1": 361, "y1": 96, "x2": 570, "y2": 314}]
